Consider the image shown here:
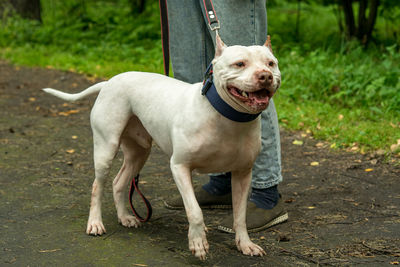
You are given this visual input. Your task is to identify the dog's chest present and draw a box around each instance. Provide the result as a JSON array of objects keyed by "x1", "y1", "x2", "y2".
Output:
[{"x1": 178, "y1": 120, "x2": 262, "y2": 173}]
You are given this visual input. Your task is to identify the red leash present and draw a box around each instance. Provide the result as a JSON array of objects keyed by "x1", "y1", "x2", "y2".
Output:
[{"x1": 129, "y1": 174, "x2": 152, "y2": 222}]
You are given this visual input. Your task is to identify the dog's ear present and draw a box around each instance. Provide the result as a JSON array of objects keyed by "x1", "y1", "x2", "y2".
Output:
[
  {"x1": 215, "y1": 32, "x2": 227, "y2": 58},
  {"x1": 263, "y1": 35, "x2": 273, "y2": 53}
]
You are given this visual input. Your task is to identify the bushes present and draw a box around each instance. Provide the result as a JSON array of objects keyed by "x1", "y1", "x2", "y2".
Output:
[{"x1": 278, "y1": 44, "x2": 400, "y2": 116}]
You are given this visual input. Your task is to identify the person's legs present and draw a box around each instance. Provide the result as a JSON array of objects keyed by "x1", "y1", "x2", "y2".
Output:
[
  {"x1": 201, "y1": 0, "x2": 282, "y2": 202},
  {"x1": 200, "y1": 0, "x2": 288, "y2": 231},
  {"x1": 167, "y1": 0, "x2": 213, "y2": 83}
]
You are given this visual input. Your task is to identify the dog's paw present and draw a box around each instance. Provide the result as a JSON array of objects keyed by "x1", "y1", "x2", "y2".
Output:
[
  {"x1": 118, "y1": 215, "x2": 141, "y2": 228},
  {"x1": 86, "y1": 220, "x2": 106, "y2": 236},
  {"x1": 189, "y1": 236, "x2": 209, "y2": 261},
  {"x1": 236, "y1": 240, "x2": 266, "y2": 257}
]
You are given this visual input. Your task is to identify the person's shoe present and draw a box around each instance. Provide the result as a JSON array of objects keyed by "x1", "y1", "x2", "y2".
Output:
[
  {"x1": 217, "y1": 196, "x2": 288, "y2": 233},
  {"x1": 164, "y1": 186, "x2": 232, "y2": 209}
]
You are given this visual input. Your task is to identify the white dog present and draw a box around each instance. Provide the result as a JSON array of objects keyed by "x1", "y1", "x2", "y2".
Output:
[{"x1": 43, "y1": 35, "x2": 281, "y2": 260}]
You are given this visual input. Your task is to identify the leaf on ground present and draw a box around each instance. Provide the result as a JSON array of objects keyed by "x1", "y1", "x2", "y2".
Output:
[
  {"x1": 71, "y1": 135, "x2": 78, "y2": 139},
  {"x1": 39, "y1": 249, "x2": 61, "y2": 253},
  {"x1": 66, "y1": 149, "x2": 75, "y2": 154},
  {"x1": 338, "y1": 114, "x2": 344, "y2": 120},
  {"x1": 316, "y1": 142, "x2": 324, "y2": 148},
  {"x1": 58, "y1": 110, "x2": 80, "y2": 116},
  {"x1": 29, "y1": 97, "x2": 36, "y2": 102},
  {"x1": 310, "y1": 161, "x2": 319, "y2": 166},
  {"x1": 292, "y1": 140, "x2": 303, "y2": 145},
  {"x1": 391, "y1": 139, "x2": 400, "y2": 152},
  {"x1": 365, "y1": 168, "x2": 373, "y2": 172}
]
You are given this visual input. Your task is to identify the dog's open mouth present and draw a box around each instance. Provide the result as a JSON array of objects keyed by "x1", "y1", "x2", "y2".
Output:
[{"x1": 228, "y1": 86, "x2": 273, "y2": 109}]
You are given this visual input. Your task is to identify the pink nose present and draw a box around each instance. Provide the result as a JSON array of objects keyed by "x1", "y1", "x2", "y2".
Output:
[{"x1": 256, "y1": 71, "x2": 273, "y2": 85}]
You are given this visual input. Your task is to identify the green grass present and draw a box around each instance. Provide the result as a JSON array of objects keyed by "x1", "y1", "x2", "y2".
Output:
[{"x1": 0, "y1": 0, "x2": 399, "y2": 156}]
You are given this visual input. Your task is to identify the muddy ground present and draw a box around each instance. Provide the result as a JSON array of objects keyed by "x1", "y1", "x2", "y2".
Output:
[{"x1": 0, "y1": 61, "x2": 399, "y2": 266}]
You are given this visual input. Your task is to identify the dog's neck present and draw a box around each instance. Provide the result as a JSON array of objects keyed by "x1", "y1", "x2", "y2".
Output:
[{"x1": 202, "y1": 80, "x2": 260, "y2": 123}]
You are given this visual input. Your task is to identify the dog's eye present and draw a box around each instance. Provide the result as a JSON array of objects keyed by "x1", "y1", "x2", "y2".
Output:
[
  {"x1": 268, "y1": 61, "x2": 275, "y2": 67},
  {"x1": 235, "y1": 62, "x2": 245, "y2": 67}
]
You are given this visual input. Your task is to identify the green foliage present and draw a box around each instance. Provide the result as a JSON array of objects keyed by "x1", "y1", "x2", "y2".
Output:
[
  {"x1": 0, "y1": 0, "x2": 399, "y2": 152},
  {"x1": 277, "y1": 44, "x2": 400, "y2": 116},
  {"x1": 0, "y1": 0, "x2": 163, "y2": 75}
]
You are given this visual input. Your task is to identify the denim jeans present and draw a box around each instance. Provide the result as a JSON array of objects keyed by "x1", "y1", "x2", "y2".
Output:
[{"x1": 166, "y1": 0, "x2": 282, "y2": 189}]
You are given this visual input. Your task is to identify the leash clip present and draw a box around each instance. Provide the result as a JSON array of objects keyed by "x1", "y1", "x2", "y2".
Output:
[
  {"x1": 202, "y1": 78, "x2": 213, "y2": 95},
  {"x1": 202, "y1": 63, "x2": 214, "y2": 95},
  {"x1": 209, "y1": 21, "x2": 220, "y2": 32}
]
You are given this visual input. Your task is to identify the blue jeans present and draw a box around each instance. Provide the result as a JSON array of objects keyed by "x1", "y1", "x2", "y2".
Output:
[{"x1": 167, "y1": 0, "x2": 282, "y2": 189}]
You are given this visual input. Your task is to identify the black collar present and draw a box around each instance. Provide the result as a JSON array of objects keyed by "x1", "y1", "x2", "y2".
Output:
[{"x1": 201, "y1": 64, "x2": 261, "y2": 123}]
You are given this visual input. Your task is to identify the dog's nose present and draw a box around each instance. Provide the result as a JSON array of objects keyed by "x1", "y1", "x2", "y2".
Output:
[{"x1": 256, "y1": 71, "x2": 273, "y2": 85}]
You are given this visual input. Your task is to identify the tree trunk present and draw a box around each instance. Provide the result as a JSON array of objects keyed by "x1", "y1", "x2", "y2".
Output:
[
  {"x1": 342, "y1": 0, "x2": 356, "y2": 38},
  {"x1": 357, "y1": 0, "x2": 367, "y2": 39},
  {"x1": 10, "y1": 0, "x2": 42, "y2": 22},
  {"x1": 340, "y1": 0, "x2": 380, "y2": 45},
  {"x1": 364, "y1": 0, "x2": 379, "y2": 44}
]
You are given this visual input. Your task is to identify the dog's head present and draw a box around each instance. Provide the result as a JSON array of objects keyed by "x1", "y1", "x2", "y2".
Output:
[{"x1": 212, "y1": 34, "x2": 281, "y2": 114}]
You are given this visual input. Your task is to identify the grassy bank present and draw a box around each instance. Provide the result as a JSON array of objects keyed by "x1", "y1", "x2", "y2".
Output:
[{"x1": 0, "y1": 0, "x2": 399, "y2": 156}]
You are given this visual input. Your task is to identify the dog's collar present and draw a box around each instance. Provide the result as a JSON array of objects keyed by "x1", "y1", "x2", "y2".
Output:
[{"x1": 201, "y1": 64, "x2": 261, "y2": 123}]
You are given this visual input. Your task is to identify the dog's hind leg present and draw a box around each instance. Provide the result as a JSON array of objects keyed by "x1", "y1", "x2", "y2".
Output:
[
  {"x1": 112, "y1": 118, "x2": 152, "y2": 228},
  {"x1": 86, "y1": 102, "x2": 131, "y2": 236},
  {"x1": 86, "y1": 136, "x2": 119, "y2": 236}
]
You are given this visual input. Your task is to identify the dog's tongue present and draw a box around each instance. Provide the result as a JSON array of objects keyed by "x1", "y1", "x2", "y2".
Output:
[{"x1": 249, "y1": 91, "x2": 269, "y2": 105}]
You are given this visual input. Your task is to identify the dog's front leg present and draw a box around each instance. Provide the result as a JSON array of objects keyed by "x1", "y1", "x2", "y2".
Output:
[
  {"x1": 170, "y1": 162, "x2": 209, "y2": 260},
  {"x1": 231, "y1": 170, "x2": 266, "y2": 256}
]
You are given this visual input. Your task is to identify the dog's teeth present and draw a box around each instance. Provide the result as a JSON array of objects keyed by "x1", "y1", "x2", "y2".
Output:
[{"x1": 241, "y1": 91, "x2": 248, "y2": 97}]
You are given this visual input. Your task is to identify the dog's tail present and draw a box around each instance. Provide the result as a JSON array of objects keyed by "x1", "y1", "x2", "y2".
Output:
[{"x1": 43, "y1": 81, "x2": 107, "y2": 102}]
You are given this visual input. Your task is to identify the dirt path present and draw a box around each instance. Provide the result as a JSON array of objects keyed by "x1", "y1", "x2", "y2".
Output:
[{"x1": 1, "y1": 62, "x2": 399, "y2": 266}]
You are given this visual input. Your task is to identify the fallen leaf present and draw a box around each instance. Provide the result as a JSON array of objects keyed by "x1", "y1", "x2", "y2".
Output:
[
  {"x1": 298, "y1": 122, "x2": 304, "y2": 127},
  {"x1": 292, "y1": 140, "x2": 303, "y2": 145},
  {"x1": 350, "y1": 146, "x2": 359, "y2": 152},
  {"x1": 71, "y1": 135, "x2": 78, "y2": 139},
  {"x1": 330, "y1": 143, "x2": 337, "y2": 149},
  {"x1": 133, "y1": 264, "x2": 148, "y2": 267},
  {"x1": 66, "y1": 149, "x2": 75, "y2": 154},
  {"x1": 390, "y1": 261, "x2": 399, "y2": 265},
  {"x1": 39, "y1": 249, "x2": 61, "y2": 253},
  {"x1": 316, "y1": 142, "x2": 324, "y2": 148},
  {"x1": 310, "y1": 161, "x2": 319, "y2": 166},
  {"x1": 58, "y1": 109, "x2": 80, "y2": 116},
  {"x1": 285, "y1": 197, "x2": 295, "y2": 203},
  {"x1": 260, "y1": 236, "x2": 266, "y2": 240},
  {"x1": 29, "y1": 97, "x2": 36, "y2": 102},
  {"x1": 365, "y1": 168, "x2": 373, "y2": 172},
  {"x1": 338, "y1": 114, "x2": 344, "y2": 120},
  {"x1": 307, "y1": 206, "x2": 316, "y2": 209}
]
